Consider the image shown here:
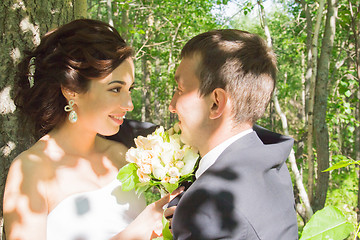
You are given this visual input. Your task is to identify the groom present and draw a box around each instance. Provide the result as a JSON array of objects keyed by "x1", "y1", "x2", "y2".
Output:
[{"x1": 168, "y1": 29, "x2": 298, "y2": 239}]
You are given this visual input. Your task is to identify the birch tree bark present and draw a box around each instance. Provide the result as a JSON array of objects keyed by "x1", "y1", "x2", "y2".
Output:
[
  {"x1": 0, "y1": 1, "x2": 75, "y2": 238},
  {"x1": 313, "y1": 0, "x2": 338, "y2": 212},
  {"x1": 300, "y1": 0, "x2": 325, "y2": 203},
  {"x1": 106, "y1": 0, "x2": 113, "y2": 27},
  {"x1": 257, "y1": 0, "x2": 313, "y2": 221}
]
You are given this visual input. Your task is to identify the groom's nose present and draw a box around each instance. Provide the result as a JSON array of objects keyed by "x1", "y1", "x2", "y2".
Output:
[{"x1": 169, "y1": 95, "x2": 177, "y2": 113}]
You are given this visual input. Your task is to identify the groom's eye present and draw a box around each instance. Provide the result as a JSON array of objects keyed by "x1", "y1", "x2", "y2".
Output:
[
  {"x1": 110, "y1": 87, "x2": 121, "y2": 93},
  {"x1": 129, "y1": 85, "x2": 135, "y2": 92}
]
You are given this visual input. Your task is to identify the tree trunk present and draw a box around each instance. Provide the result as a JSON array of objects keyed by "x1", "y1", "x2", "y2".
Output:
[
  {"x1": 120, "y1": 8, "x2": 129, "y2": 42},
  {"x1": 166, "y1": 22, "x2": 181, "y2": 128},
  {"x1": 154, "y1": 58, "x2": 161, "y2": 125},
  {"x1": 106, "y1": 0, "x2": 113, "y2": 27},
  {"x1": 313, "y1": 0, "x2": 338, "y2": 212},
  {"x1": 74, "y1": 0, "x2": 87, "y2": 19},
  {"x1": 273, "y1": 91, "x2": 313, "y2": 221},
  {"x1": 141, "y1": 55, "x2": 152, "y2": 122},
  {"x1": 0, "y1": 1, "x2": 75, "y2": 239},
  {"x1": 258, "y1": 0, "x2": 313, "y2": 221},
  {"x1": 140, "y1": 13, "x2": 153, "y2": 122},
  {"x1": 301, "y1": 0, "x2": 325, "y2": 204}
]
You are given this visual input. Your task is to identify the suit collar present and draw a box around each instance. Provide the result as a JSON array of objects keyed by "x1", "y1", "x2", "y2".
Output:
[{"x1": 195, "y1": 129, "x2": 253, "y2": 178}]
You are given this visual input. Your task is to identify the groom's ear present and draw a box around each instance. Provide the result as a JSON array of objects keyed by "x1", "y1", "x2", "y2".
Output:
[{"x1": 209, "y1": 88, "x2": 228, "y2": 120}]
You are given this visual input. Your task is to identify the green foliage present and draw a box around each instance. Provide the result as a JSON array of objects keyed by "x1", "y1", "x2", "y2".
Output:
[
  {"x1": 117, "y1": 163, "x2": 140, "y2": 191},
  {"x1": 300, "y1": 206, "x2": 354, "y2": 240},
  {"x1": 323, "y1": 158, "x2": 359, "y2": 172}
]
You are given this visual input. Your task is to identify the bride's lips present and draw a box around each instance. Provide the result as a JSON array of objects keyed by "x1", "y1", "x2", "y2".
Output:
[{"x1": 109, "y1": 114, "x2": 125, "y2": 125}]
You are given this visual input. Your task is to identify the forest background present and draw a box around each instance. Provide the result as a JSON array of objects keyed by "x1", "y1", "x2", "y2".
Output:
[{"x1": 0, "y1": 0, "x2": 359, "y2": 239}]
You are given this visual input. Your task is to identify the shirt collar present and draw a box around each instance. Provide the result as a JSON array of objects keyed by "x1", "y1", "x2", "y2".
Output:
[{"x1": 195, "y1": 129, "x2": 253, "y2": 179}]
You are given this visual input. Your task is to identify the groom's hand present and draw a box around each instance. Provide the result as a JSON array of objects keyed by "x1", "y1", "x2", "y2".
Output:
[{"x1": 164, "y1": 205, "x2": 176, "y2": 230}]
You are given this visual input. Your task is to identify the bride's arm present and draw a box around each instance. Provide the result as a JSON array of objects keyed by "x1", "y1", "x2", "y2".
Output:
[
  {"x1": 3, "y1": 154, "x2": 49, "y2": 240},
  {"x1": 110, "y1": 187, "x2": 183, "y2": 240}
]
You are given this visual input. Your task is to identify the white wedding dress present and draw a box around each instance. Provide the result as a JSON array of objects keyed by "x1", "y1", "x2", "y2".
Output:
[{"x1": 47, "y1": 179, "x2": 146, "y2": 240}]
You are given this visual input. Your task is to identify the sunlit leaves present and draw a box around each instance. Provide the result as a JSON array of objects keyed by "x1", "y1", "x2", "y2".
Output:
[{"x1": 300, "y1": 206, "x2": 354, "y2": 240}]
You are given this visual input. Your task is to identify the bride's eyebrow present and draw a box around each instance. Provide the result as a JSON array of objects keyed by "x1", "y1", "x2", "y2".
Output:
[{"x1": 108, "y1": 80, "x2": 125, "y2": 85}]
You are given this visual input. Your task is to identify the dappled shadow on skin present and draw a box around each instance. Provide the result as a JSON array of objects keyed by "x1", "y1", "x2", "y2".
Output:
[{"x1": 3, "y1": 135, "x2": 121, "y2": 238}]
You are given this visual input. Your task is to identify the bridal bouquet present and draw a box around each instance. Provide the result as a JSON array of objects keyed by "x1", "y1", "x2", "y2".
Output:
[{"x1": 117, "y1": 123, "x2": 199, "y2": 195}]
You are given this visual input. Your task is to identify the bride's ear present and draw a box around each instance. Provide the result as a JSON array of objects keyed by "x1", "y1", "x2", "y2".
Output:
[
  {"x1": 61, "y1": 86, "x2": 77, "y2": 101},
  {"x1": 209, "y1": 88, "x2": 228, "y2": 120}
]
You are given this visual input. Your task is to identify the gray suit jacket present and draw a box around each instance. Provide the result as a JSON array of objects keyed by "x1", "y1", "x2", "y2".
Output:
[{"x1": 172, "y1": 126, "x2": 298, "y2": 240}]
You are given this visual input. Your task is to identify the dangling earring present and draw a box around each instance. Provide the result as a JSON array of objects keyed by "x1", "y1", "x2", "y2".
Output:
[{"x1": 64, "y1": 100, "x2": 77, "y2": 123}]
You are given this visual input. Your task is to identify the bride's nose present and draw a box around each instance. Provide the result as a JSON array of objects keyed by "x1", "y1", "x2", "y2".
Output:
[{"x1": 121, "y1": 93, "x2": 134, "y2": 112}]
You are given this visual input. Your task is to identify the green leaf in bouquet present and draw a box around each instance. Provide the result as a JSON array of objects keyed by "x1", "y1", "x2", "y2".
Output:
[
  {"x1": 117, "y1": 163, "x2": 140, "y2": 191},
  {"x1": 135, "y1": 182, "x2": 150, "y2": 196},
  {"x1": 162, "y1": 182, "x2": 178, "y2": 193},
  {"x1": 147, "y1": 212, "x2": 173, "y2": 240},
  {"x1": 162, "y1": 211, "x2": 173, "y2": 240},
  {"x1": 179, "y1": 173, "x2": 194, "y2": 182},
  {"x1": 300, "y1": 206, "x2": 354, "y2": 240}
]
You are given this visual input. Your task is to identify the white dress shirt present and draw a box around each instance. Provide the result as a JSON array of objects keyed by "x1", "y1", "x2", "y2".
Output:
[{"x1": 195, "y1": 129, "x2": 253, "y2": 179}]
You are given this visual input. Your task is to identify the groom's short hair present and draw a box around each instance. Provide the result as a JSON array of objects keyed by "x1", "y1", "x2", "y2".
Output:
[{"x1": 180, "y1": 29, "x2": 276, "y2": 124}]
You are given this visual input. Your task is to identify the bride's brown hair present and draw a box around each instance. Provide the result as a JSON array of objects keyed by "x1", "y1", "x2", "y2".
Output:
[{"x1": 15, "y1": 19, "x2": 132, "y2": 138}]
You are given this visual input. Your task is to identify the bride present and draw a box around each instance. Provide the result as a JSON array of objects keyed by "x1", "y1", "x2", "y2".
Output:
[{"x1": 3, "y1": 19, "x2": 181, "y2": 240}]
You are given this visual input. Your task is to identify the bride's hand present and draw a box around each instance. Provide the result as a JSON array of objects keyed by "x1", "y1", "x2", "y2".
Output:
[{"x1": 111, "y1": 186, "x2": 184, "y2": 240}]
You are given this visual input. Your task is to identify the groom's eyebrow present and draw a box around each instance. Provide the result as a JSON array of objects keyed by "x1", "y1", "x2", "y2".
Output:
[{"x1": 108, "y1": 80, "x2": 125, "y2": 85}]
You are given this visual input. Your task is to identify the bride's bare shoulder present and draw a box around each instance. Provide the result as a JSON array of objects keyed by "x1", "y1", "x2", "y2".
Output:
[
  {"x1": 8, "y1": 140, "x2": 54, "y2": 179},
  {"x1": 4, "y1": 140, "x2": 54, "y2": 207},
  {"x1": 96, "y1": 136, "x2": 129, "y2": 167}
]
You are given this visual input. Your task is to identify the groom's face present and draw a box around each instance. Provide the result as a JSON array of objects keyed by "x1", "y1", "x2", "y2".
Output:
[{"x1": 169, "y1": 54, "x2": 212, "y2": 153}]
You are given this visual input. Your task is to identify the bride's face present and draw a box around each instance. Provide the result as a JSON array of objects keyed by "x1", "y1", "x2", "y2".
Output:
[{"x1": 75, "y1": 58, "x2": 135, "y2": 136}]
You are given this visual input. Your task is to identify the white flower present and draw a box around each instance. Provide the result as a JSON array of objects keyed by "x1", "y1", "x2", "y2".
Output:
[
  {"x1": 169, "y1": 176, "x2": 180, "y2": 184},
  {"x1": 154, "y1": 126, "x2": 165, "y2": 136},
  {"x1": 135, "y1": 135, "x2": 164, "y2": 150},
  {"x1": 137, "y1": 169, "x2": 151, "y2": 183},
  {"x1": 180, "y1": 146, "x2": 199, "y2": 175},
  {"x1": 162, "y1": 176, "x2": 170, "y2": 183},
  {"x1": 168, "y1": 167, "x2": 180, "y2": 177},
  {"x1": 120, "y1": 123, "x2": 200, "y2": 195},
  {"x1": 136, "y1": 150, "x2": 156, "y2": 174},
  {"x1": 126, "y1": 148, "x2": 141, "y2": 164},
  {"x1": 174, "y1": 148, "x2": 185, "y2": 160},
  {"x1": 160, "y1": 142, "x2": 175, "y2": 165},
  {"x1": 175, "y1": 161, "x2": 185, "y2": 169},
  {"x1": 153, "y1": 162, "x2": 167, "y2": 180}
]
